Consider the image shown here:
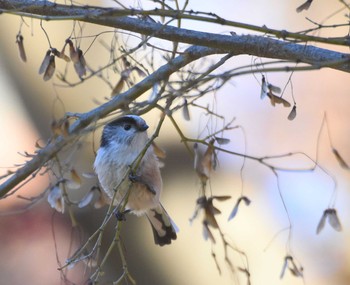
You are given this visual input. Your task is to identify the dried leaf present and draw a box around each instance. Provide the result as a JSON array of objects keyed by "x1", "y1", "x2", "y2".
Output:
[
  {"x1": 43, "y1": 55, "x2": 56, "y2": 81},
  {"x1": 39, "y1": 50, "x2": 51, "y2": 74},
  {"x1": 296, "y1": 0, "x2": 313, "y2": 13},
  {"x1": 47, "y1": 186, "x2": 64, "y2": 213},
  {"x1": 16, "y1": 34, "x2": 27, "y2": 62},
  {"x1": 327, "y1": 209, "x2": 342, "y2": 232},
  {"x1": 288, "y1": 105, "x2": 297, "y2": 121},
  {"x1": 332, "y1": 148, "x2": 349, "y2": 169},
  {"x1": 182, "y1": 99, "x2": 191, "y2": 121},
  {"x1": 214, "y1": 136, "x2": 230, "y2": 145},
  {"x1": 111, "y1": 78, "x2": 125, "y2": 96}
]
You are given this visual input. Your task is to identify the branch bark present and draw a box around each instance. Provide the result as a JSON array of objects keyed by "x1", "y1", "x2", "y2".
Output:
[{"x1": 1, "y1": 0, "x2": 350, "y2": 72}]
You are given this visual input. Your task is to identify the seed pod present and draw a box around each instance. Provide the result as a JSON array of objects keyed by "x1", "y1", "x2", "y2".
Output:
[
  {"x1": 288, "y1": 105, "x2": 297, "y2": 120},
  {"x1": 182, "y1": 99, "x2": 191, "y2": 121},
  {"x1": 332, "y1": 148, "x2": 349, "y2": 169},
  {"x1": 43, "y1": 55, "x2": 56, "y2": 81},
  {"x1": 16, "y1": 34, "x2": 27, "y2": 62},
  {"x1": 39, "y1": 50, "x2": 52, "y2": 74},
  {"x1": 296, "y1": 0, "x2": 313, "y2": 13}
]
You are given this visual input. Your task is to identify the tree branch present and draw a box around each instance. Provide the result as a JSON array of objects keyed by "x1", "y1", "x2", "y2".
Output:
[
  {"x1": 0, "y1": 45, "x2": 222, "y2": 198},
  {"x1": 1, "y1": 0, "x2": 350, "y2": 72}
]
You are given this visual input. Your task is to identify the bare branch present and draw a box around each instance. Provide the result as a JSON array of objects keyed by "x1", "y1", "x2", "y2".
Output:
[{"x1": 1, "y1": 0, "x2": 350, "y2": 72}]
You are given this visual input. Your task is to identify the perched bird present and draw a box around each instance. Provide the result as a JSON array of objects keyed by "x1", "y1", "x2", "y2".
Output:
[{"x1": 94, "y1": 115, "x2": 177, "y2": 246}]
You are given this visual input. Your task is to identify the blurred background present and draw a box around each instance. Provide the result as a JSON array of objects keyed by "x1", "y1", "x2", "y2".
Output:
[{"x1": 0, "y1": 0, "x2": 350, "y2": 284}]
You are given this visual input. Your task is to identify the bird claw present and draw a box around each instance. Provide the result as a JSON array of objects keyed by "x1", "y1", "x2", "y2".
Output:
[{"x1": 115, "y1": 209, "x2": 131, "y2": 221}]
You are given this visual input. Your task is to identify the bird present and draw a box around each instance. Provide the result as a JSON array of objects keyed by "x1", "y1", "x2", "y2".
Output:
[{"x1": 94, "y1": 115, "x2": 177, "y2": 246}]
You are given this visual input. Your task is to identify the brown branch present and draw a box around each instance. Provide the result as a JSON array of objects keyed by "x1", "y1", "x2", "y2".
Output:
[{"x1": 1, "y1": 0, "x2": 350, "y2": 72}]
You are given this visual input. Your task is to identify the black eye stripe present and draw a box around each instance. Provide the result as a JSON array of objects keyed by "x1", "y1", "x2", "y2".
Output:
[
  {"x1": 124, "y1": 124, "x2": 131, "y2": 131},
  {"x1": 106, "y1": 116, "x2": 138, "y2": 128}
]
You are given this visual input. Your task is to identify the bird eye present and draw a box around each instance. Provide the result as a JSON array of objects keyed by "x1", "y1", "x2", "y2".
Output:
[{"x1": 124, "y1": 124, "x2": 131, "y2": 131}]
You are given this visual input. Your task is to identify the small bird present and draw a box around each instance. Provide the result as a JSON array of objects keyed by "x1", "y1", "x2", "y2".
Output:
[{"x1": 94, "y1": 115, "x2": 177, "y2": 246}]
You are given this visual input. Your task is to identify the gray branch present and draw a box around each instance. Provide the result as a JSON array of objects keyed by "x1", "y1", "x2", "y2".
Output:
[{"x1": 1, "y1": 0, "x2": 350, "y2": 72}]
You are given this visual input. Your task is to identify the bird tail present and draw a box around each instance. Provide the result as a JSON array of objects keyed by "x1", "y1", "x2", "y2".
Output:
[{"x1": 146, "y1": 204, "x2": 178, "y2": 246}]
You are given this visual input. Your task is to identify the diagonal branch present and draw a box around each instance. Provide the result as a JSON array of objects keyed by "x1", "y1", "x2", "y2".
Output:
[
  {"x1": 1, "y1": 0, "x2": 350, "y2": 72},
  {"x1": 0, "y1": 45, "x2": 222, "y2": 198}
]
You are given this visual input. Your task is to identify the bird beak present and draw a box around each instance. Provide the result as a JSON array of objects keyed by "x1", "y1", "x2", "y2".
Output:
[{"x1": 138, "y1": 123, "x2": 149, "y2": 132}]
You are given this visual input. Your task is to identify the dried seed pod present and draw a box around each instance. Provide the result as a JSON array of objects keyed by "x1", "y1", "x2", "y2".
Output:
[
  {"x1": 228, "y1": 196, "x2": 251, "y2": 221},
  {"x1": 73, "y1": 48, "x2": 87, "y2": 77},
  {"x1": 268, "y1": 93, "x2": 291, "y2": 107},
  {"x1": 316, "y1": 210, "x2": 327, "y2": 234},
  {"x1": 78, "y1": 189, "x2": 95, "y2": 208},
  {"x1": 268, "y1": 83, "x2": 281, "y2": 94},
  {"x1": 332, "y1": 148, "x2": 349, "y2": 169},
  {"x1": 195, "y1": 140, "x2": 216, "y2": 184},
  {"x1": 47, "y1": 185, "x2": 64, "y2": 213},
  {"x1": 296, "y1": 0, "x2": 313, "y2": 13},
  {"x1": 202, "y1": 221, "x2": 216, "y2": 243},
  {"x1": 122, "y1": 56, "x2": 131, "y2": 69},
  {"x1": 317, "y1": 208, "x2": 342, "y2": 234},
  {"x1": 69, "y1": 169, "x2": 82, "y2": 189},
  {"x1": 39, "y1": 50, "x2": 52, "y2": 74},
  {"x1": 327, "y1": 209, "x2": 342, "y2": 232},
  {"x1": 16, "y1": 34, "x2": 27, "y2": 62},
  {"x1": 182, "y1": 99, "x2": 191, "y2": 121},
  {"x1": 260, "y1": 75, "x2": 268, "y2": 99},
  {"x1": 66, "y1": 39, "x2": 78, "y2": 62},
  {"x1": 66, "y1": 39, "x2": 86, "y2": 77},
  {"x1": 43, "y1": 55, "x2": 56, "y2": 81},
  {"x1": 214, "y1": 136, "x2": 230, "y2": 145},
  {"x1": 288, "y1": 105, "x2": 297, "y2": 120}
]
